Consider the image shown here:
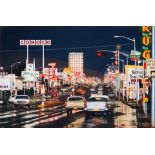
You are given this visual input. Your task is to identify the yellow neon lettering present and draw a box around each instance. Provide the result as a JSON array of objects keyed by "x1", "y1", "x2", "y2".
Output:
[
  {"x1": 142, "y1": 36, "x2": 150, "y2": 46},
  {"x1": 142, "y1": 26, "x2": 150, "y2": 33},
  {"x1": 142, "y1": 50, "x2": 151, "y2": 59}
]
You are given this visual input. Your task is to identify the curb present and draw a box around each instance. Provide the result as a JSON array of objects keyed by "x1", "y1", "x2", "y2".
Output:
[{"x1": 121, "y1": 100, "x2": 137, "y2": 109}]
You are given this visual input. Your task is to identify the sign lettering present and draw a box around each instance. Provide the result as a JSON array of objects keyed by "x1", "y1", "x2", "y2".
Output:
[
  {"x1": 141, "y1": 26, "x2": 152, "y2": 59},
  {"x1": 20, "y1": 40, "x2": 52, "y2": 46}
]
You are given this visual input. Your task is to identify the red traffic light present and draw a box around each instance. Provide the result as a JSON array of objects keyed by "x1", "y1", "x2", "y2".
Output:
[
  {"x1": 97, "y1": 51, "x2": 107, "y2": 57},
  {"x1": 97, "y1": 51, "x2": 102, "y2": 57}
]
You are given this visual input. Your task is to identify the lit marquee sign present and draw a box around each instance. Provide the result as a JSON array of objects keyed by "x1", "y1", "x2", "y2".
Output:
[
  {"x1": 141, "y1": 26, "x2": 152, "y2": 59},
  {"x1": 20, "y1": 40, "x2": 51, "y2": 46}
]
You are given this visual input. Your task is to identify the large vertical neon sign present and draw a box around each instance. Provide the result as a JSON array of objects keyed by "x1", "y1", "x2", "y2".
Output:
[{"x1": 141, "y1": 26, "x2": 152, "y2": 59}]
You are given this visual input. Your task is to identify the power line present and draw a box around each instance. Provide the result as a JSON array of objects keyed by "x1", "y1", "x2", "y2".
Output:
[{"x1": 0, "y1": 43, "x2": 133, "y2": 53}]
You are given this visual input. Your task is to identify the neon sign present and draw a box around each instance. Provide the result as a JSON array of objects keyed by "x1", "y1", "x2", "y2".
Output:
[{"x1": 141, "y1": 26, "x2": 152, "y2": 59}]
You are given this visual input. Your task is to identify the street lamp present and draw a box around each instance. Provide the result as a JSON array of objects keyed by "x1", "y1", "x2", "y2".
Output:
[
  {"x1": 11, "y1": 62, "x2": 21, "y2": 74},
  {"x1": 114, "y1": 35, "x2": 136, "y2": 51},
  {"x1": 114, "y1": 35, "x2": 139, "y2": 103}
]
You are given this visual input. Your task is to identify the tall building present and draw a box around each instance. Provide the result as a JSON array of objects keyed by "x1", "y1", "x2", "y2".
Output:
[{"x1": 68, "y1": 52, "x2": 83, "y2": 74}]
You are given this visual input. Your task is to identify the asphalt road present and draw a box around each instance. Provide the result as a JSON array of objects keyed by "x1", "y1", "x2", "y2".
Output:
[
  {"x1": 0, "y1": 102, "x2": 115, "y2": 128},
  {"x1": 0, "y1": 85, "x2": 135, "y2": 128}
]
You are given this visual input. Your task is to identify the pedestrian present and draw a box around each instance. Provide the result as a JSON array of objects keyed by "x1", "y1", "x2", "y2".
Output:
[{"x1": 137, "y1": 95, "x2": 145, "y2": 115}]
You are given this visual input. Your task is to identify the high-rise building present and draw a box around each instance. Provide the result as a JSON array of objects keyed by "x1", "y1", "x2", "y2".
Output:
[{"x1": 68, "y1": 52, "x2": 83, "y2": 74}]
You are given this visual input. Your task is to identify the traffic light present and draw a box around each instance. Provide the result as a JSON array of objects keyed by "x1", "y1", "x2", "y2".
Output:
[
  {"x1": 96, "y1": 51, "x2": 107, "y2": 57},
  {"x1": 97, "y1": 51, "x2": 102, "y2": 57}
]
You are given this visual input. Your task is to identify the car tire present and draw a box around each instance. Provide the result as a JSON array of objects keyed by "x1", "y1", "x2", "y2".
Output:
[
  {"x1": 67, "y1": 109, "x2": 70, "y2": 116},
  {"x1": 14, "y1": 104, "x2": 17, "y2": 107},
  {"x1": 85, "y1": 112, "x2": 90, "y2": 120},
  {"x1": 70, "y1": 109, "x2": 72, "y2": 115},
  {"x1": 27, "y1": 105, "x2": 30, "y2": 108}
]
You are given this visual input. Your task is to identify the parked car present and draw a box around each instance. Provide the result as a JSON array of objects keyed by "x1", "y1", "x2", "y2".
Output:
[
  {"x1": 14, "y1": 95, "x2": 31, "y2": 108},
  {"x1": 65, "y1": 96, "x2": 86, "y2": 115},
  {"x1": 85, "y1": 95, "x2": 114, "y2": 119}
]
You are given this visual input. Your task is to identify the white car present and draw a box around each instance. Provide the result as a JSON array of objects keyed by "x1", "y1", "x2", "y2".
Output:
[
  {"x1": 85, "y1": 95, "x2": 114, "y2": 118},
  {"x1": 65, "y1": 96, "x2": 86, "y2": 115},
  {"x1": 9, "y1": 95, "x2": 16, "y2": 104},
  {"x1": 0, "y1": 100, "x2": 4, "y2": 105},
  {"x1": 14, "y1": 95, "x2": 31, "y2": 107}
]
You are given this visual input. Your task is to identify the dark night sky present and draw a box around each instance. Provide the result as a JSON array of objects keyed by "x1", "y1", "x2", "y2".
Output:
[{"x1": 0, "y1": 26, "x2": 142, "y2": 76}]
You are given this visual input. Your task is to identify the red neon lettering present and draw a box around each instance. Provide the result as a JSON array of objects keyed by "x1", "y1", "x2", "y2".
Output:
[
  {"x1": 30, "y1": 40, "x2": 35, "y2": 45},
  {"x1": 36, "y1": 40, "x2": 41, "y2": 45},
  {"x1": 46, "y1": 40, "x2": 51, "y2": 45},
  {"x1": 41, "y1": 40, "x2": 46, "y2": 45},
  {"x1": 25, "y1": 40, "x2": 30, "y2": 45}
]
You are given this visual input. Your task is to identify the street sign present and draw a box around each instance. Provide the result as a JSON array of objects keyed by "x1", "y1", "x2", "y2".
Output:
[
  {"x1": 146, "y1": 59, "x2": 155, "y2": 77},
  {"x1": 129, "y1": 50, "x2": 141, "y2": 58}
]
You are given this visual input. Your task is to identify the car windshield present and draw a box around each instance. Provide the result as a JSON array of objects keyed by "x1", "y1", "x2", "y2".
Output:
[
  {"x1": 68, "y1": 97, "x2": 83, "y2": 101},
  {"x1": 45, "y1": 94, "x2": 51, "y2": 96},
  {"x1": 16, "y1": 96, "x2": 29, "y2": 99},
  {"x1": 109, "y1": 93, "x2": 114, "y2": 95},
  {"x1": 89, "y1": 97, "x2": 108, "y2": 102}
]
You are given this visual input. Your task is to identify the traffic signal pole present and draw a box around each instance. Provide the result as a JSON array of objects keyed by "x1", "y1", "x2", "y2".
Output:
[{"x1": 151, "y1": 26, "x2": 155, "y2": 127}]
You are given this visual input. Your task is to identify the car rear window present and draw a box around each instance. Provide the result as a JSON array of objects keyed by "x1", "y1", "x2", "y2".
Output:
[
  {"x1": 68, "y1": 97, "x2": 83, "y2": 101},
  {"x1": 16, "y1": 96, "x2": 29, "y2": 99},
  {"x1": 89, "y1": 97, "x2": 108, "y2": 102}
]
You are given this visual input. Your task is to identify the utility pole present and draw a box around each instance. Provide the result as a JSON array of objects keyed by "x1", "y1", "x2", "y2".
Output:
[
  {"x1": 151, "y1": 26, "x2": 155, "y2": 127},
  {"x1": 116, "y1": 44, "x2": 121, "y2": 100},
  {"x1": 42, "y1": 45, "x2": 45, "y2": 74}
]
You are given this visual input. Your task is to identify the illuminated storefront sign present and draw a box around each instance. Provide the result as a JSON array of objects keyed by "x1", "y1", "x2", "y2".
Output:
[
  {"x1": 125, "y1": 65, "x2": 144, "y2": 80},
  {"x1": 0, "y1": 77, "x2": 11, "y2": 90},
  {"x1": 141, "y1": 26, "x2": 152, "y2": 59},
  {"x1": 21, "y1": 71, "x2": 39, "y2": 81}
]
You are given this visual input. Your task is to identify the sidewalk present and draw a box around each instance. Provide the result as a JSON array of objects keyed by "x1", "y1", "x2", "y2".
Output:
[
  {"x1": 114, "y1": 101, "x2": 137, "y2": 128},
  {"x1": 121, "y1": 99, "x2": 151, "y2": 128}
]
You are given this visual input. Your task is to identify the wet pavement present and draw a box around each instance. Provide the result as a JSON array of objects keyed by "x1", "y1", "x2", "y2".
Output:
[
  {"x1": 0, "y1": 100, "x2": 137, "y2": 128},
  {"x1": 114, "y1": 101, "x2": 137, "y2": 128}
]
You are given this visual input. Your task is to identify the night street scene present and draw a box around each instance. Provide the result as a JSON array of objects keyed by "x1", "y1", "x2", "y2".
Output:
[{"x1": 0, "y1": 26, "x2": 155, "y2": 128}]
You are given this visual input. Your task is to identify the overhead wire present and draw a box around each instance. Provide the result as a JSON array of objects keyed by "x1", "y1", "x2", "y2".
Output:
[{"x1": 0, "y1": 43, "x2": 133, "y2": 53}]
